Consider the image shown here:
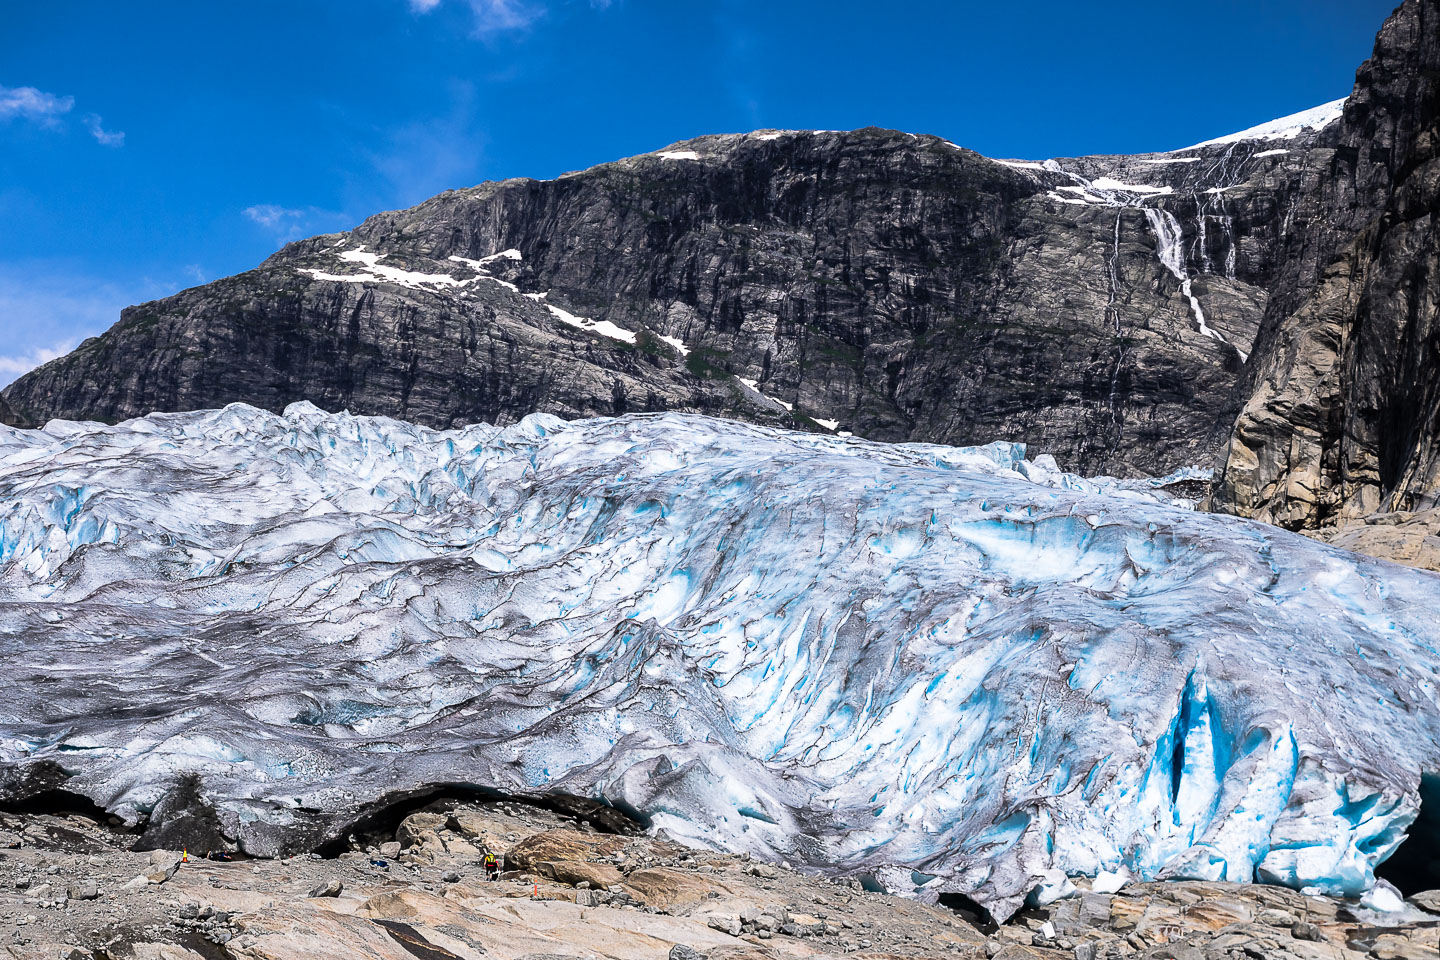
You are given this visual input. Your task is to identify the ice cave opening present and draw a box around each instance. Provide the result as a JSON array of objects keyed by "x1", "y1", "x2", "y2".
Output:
[
  {"x1": 314, "y1": 783, "x2": 645, "y2": 857},
  {"x1": 1, "y1": 788, "x2": 120, "y2": 832},
  {"x1": 938, "y1": 891, "x2": 1000, "y2": 933},
  {"x1": 1375, "y1": 775, "x2": 1440, "y2": 896}
]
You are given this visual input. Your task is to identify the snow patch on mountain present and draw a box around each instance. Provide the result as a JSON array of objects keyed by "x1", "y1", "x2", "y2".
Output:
[
  {"x1": 1187, "y1": 97, "x2": 1347, "y2": 149},
  {"x1": 303, "y1": 246, "x2": 471, "y2": 290},
  {"x1": 657, "y1": 334, "x2": 690, "y2": 356},
  {"x1": 523, "y1": 292, "x2": 637, "y2": 344}
]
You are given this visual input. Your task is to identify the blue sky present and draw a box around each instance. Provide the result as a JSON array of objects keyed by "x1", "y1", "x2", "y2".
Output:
[{"x1": 0, "y1": 0, "x2": 1397, "y2": 386}]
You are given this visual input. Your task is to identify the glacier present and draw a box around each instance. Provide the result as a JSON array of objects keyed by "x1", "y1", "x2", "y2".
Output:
[{"x1": 1, "y1": 403, "x2": 1438, "y2": 918}]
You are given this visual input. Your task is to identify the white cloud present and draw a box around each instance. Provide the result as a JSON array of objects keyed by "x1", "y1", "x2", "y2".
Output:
[
  {"x1": 243, "y1": 204, "x2": 351, "y2": 245},
  {"x1": 243, "y1": 204, "x2": 302, "y2": 229},
  {"x1": 0, "y1": 85, "x2": 74, "y2": 126},
  {"x1": 0, "y1": 339, "x2": 78, "y2": 380},
  {"x1": 0, "y1": 85, "x2": 123, "y2": 147},
  {"x1": 408, "y1": 0, "x2": 544, "y2": 33},
  {"x1": 473, "y1": 0, "x2": 541, "y2": 31},
  {"x1": 83, "y1": 113, "x2": 124, "y2": 147}
]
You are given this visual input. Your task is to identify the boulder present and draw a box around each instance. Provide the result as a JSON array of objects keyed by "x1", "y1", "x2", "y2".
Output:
[
  {"x1": 532, "y1": 859, "x2": 623, "y2": 889},
  {"x1": 307, "y1": 879, "x2": 343, "y2": 898},
  {"x1": 396, "y1": 811, "x2": 449, "y2": 848},
  {"x1": 707, "y1": 915, "x2": 742, "y2": 937},
  {"x1": 134, "y1": 774, "x2": 228, "y2": 855},
  {"x1": 1371, "y1": 933, "x2": 1437, "y2": 960},
  {"x1": 145, "y1": 851, "x2": 183, "y2": 885},
  {"x1": 448, "y1": 807, "x2": 530, "y2": 854},
  {"x1": 1409, "y1": 889, "x2": 1440, "y2": 914},
  {"x1": 66, "y1": 879, "x2": 99, "y2": 901},
  {"x1": 505, "y1": 829, "x2": 628, "y2": 870}
]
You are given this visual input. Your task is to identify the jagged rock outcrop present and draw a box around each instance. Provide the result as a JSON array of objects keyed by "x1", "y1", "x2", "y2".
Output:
[
  {"x1": 2, "y1": 118, "x2": 1341, "y2": 476},
  {"x1": 1214, "y1": 0, "x2": 1440, "y2": 541}
]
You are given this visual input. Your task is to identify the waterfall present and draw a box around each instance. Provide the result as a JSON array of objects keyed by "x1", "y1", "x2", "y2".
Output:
[{"x1": 1143, "y1": 208, "x2": 1247, "y2": 361}]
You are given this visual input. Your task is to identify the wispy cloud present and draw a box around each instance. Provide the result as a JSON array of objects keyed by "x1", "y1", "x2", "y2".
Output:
[
  {"x1": 83, "y1": 113, "x2": 124, "y2": 147},
  {"x1": 0, "y1": 85, "x2": 74, "y2": 126},
  {"x1": 0, "y1": 339, "x2": 79, "y2": 380},
  {"x1": 0, "y1": 84, "x2": 123, "y2": 146},
  {"x1": 243, "y1": 204, "x2": 303, "y2": 229},
  {"x1": 243, "y1": 204, "x2": 351, "y2": 245},
  {"x1": 407, "y1": 0, "x2": 560, "y2": 34}
]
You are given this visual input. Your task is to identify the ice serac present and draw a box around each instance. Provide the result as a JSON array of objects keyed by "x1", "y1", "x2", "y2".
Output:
[{"x1": 2, "y1": 404, "x2": 1439, "y2": 919}]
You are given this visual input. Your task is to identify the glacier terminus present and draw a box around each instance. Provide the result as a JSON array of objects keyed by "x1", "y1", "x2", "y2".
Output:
[{"x1": 1, "y1": 404, "x2": 1438, "y2": 920}]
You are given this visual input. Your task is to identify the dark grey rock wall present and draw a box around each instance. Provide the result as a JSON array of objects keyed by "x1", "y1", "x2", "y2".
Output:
[{"x1": 3, "y1": 120, "x2": 1338, "y2": 476}]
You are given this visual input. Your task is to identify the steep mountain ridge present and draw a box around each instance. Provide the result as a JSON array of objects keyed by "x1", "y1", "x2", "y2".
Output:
[
  {"x1": 2, "y1": 114, "x2": 1342, "y2": 477},
  {"x1": 1214, "y1": 0, "x2": 1440, "y2": 541}
]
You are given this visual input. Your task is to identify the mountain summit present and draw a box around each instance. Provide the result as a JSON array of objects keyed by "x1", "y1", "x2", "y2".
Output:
[{"x1": 3, "y1": 110, "x2": 1344, "y2": 479}]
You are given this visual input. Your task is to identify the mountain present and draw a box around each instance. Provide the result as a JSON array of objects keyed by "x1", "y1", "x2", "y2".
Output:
[
  {"x1": 3, "y1": 403, "x2": 1439, "y2": 919},
  {"x1": 1212, "y1": 0, "x2": 1440, "y2": 553},
  {"x1": 1, "y1": 105, "x2": 1348, "y2": 478}
]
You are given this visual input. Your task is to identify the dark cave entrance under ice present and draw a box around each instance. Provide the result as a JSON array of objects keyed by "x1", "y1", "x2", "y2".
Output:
[{"x1": 1375, "y1": 775, "x2": 1440, "y2": 897}]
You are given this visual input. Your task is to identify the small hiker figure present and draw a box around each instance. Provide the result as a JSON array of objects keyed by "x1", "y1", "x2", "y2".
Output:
[{"x1": 484, "y1": 852, "x2": 500, "y2": 881}]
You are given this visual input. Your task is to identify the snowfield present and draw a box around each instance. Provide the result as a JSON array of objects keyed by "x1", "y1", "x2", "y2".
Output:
[{"x1": 1, "y1": 404, "x2": 1437, "y2": 918}]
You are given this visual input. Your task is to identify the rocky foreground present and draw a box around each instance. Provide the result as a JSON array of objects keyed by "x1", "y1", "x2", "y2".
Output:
[{"x1": 2, "y1": 801, "x2": 1439, "y2": 960}]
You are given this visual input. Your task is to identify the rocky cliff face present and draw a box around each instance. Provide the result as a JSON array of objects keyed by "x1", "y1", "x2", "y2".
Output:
[
  {"x1": 1214, "y1": 0, "x2": 1440, "y2": 535},
  {"x1": 2, "y1": 117, "x2": 1340, "y2": 476},
  {"x1": 0, "y1": 394, "x2": 24, "y2": 429}
]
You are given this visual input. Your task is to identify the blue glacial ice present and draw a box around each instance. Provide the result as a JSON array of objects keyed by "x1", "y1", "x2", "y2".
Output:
[{"x1": 0, "y1": 402, "x2": 1438, "y2": 918}]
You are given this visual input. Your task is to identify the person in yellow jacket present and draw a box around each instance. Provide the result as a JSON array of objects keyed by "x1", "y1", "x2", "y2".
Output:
[{"x1": 483, "y1": 852, "x2": 500, "y2": 881}]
